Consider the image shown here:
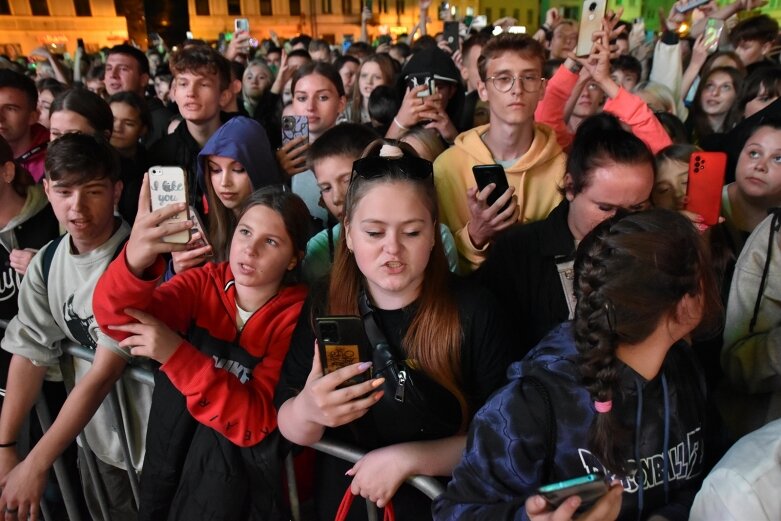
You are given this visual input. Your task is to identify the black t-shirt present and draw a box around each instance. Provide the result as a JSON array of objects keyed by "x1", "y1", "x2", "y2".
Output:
[{"x1": 275, "y1": 275, "x2": 512, "y2": 520}]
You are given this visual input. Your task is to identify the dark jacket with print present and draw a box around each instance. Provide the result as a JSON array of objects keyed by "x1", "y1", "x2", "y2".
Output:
[{"x1": 433, "y1": 322, "x2": 708, "y2": 521}]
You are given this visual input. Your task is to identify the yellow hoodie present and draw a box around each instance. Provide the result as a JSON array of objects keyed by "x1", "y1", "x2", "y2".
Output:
[{"x1": 434, "y1": 123, "x2": 566, "y2": 272}]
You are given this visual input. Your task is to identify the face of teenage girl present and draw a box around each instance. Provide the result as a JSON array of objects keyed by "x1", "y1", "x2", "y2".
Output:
[
  {"x1": 566, "y1": 161, "x2": 654, "y2": 241},
  {"x1": 735, "y1": 125, "x2": 781, "y2": 204},
  {"x1": 700, "y1": 71, "x2": 736, "y2": 117},
  {"x1": 229, "y1": 204, "x2": 299, "y2": 291},
  {"x1": 744, "y1": 83, "x2": 779, "y2": 118},
  {"x1": 292, "y1": 73, "x2": 346, "y2": 140},
  {"x1": 339, "y1": 61, "x2": 359, "y2": 97},
  {"x1": 358, "y1": 61, "x2": 386, "y2": 101},
  {"x1": 652, "y1": 158, "x2": 689, "y2": 211},
  {"x1": 243, "y1": 64, "x2": 273, "y2": 100},
  {"x1": 345, "y1": 180, "x2": 436, "y2": 309},
  {"x1": 208, "y1": 155, "x2": 254, "y2": 211},
  {"x1": 49, "y1": 110, "x2": 98, "y2": 140}
]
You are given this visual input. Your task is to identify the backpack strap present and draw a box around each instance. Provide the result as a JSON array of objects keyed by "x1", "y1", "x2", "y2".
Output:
[
  {"x1": 41, "y1": 235, "x2": 66, "y2": 288},
  {"x1": 523, "y1": 375, "x2": 557, "y2": 484},
  {"x1": 749, "y1": 208, "x2": 781, "y2": 334},
  {"x1": 41, "y1": 235, "x2": 128, "y2": 290}
]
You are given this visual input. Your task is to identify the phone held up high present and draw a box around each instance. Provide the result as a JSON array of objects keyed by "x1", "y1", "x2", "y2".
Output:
[
  {"x1": 149, "y1": 166, "x2": 190, "y2": 244},
  {"x1": 234, "y1": 18, "x2": 250, "y2": 33},
  {"x1": 702, "y1": 19, "x2": 725, "y2": 54},
  {"x1": 538, "y1": 472, "x2": 609, "y2": 512},
  {"x1": 444, "y1": 21, "x2": 460, "y2": 54},
  {"x1": 576, "y1": 0, "x2": 607, "y2": 56},
  {"x1": 406, "y1": 73, "x2": 436, "y2": 98},
  {"x1": 316, "y1": 316, "x2": 372, "y2": 388},
  {"x1": 472, "y1": 164, "x2": 511, "y2": 210},
  {"x1": 686, "y1": 151, "x2": 727, "y2": 226}
]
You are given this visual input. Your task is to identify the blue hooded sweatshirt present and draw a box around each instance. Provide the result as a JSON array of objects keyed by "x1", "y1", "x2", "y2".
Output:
[
  {"x1": 196, "y1": 116, "x2": 282, "y2": 194},
  {"x1": 433, "y1": 322, "x2": 708, "y2": 521}
]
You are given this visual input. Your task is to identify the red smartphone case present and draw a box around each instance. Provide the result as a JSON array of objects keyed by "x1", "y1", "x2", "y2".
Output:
[{"x1": 686, "y1": 152, "x2": 727, "y2": 226}]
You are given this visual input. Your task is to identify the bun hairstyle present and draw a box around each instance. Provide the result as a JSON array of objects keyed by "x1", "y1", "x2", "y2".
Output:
[
  {"x1": 573, "y1": 209, "x2": 721, "y2": 472},
  {"x1": 565, "y1": 113, "x2": 655, "y2": 197}
]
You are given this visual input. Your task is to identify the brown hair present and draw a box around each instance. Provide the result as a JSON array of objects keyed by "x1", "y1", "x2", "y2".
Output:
[
  {"x1": 477, "y1": 33, "x2": 545, "y2": 82},
  {"x1": 328, "y1": 139, "x2": 469, "y2": 429},
  {"x1": 236, "y1": 187, "x2": 311, "y2": 286},
  {"x1": 169, "y1": 45, "x2": 231, "y2": 91},
  {"x1": 574, "y1": 209, "x2": 722, "y2": 472},
  {"x1": 347, "y1": 53, "x2": 397, "y2": 124}
]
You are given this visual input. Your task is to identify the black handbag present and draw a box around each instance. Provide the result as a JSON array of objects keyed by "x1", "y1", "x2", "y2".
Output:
[{"x1": 358, "y1": 292, "x2": 460, "y2": 443}]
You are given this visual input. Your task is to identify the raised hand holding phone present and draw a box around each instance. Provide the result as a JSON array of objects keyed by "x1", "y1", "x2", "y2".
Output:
[{"x1": 126, "y1": 173, "x2": 191, "y2": 278}]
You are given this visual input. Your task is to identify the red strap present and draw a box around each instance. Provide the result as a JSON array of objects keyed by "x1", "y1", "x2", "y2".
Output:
[{"x1": 334, "y1": 488, "x2": 395, "y2": 521}]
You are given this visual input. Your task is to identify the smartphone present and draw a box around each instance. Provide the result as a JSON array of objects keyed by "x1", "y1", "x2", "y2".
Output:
[
  {"x1": 342, "y1": 34, "x2": 354, "y2": 54},
  {"x1": 686, "y1": 151, "x2": 727, "y2": 226},
  {"x1": 281, "y1": 115, "x2": 309, "y2": 145},
  {"x1": 676, "y1": 0, "x2": 711, "y2": 13},
  {"x1": 538, "y1": 473, "x2": 608, "y2": 511},
  {"x1": 702, "y1": 19, "x2": 724, "y2": 54},
  {"x1": 444, "y1": 21, "x2": 460, "y2": 54},
  {"x1": 378, "y1": 34, "x2": 392, "y2": 46},
  {"x1": 576, "y1": 0, "x2": 607, "y2": 56},
  {"x1": 149, "y1": 166, "x2": 190, "y2": 244},
  {"x1": 473, "y1": 164, "x2": 511, "y2": 210},
  {"x1": 186, "y1": 31, "x2": 194, "y2": 40},
  {"x1": 406, "y1": 73, "x2": 436, "y2": 97},
  {"x1": 77, "y1": 38, "x2": 85, "y2": 51},
  {"x1": 365, "y1": 0, "x2": 372, "y2": 11},
  {"x1": 188, "y1": 205, "x2": 213, "y2": 256},
  {"x1": 316, "y1": 316, "x2": 372, "y2": 387},
  {"x1": 234, "y1": 18, "x2": 250, "y2": 33}
]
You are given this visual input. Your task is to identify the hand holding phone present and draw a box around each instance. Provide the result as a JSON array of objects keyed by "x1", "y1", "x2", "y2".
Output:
[
  {"x1": 316, "y1": 316, "x2": 372, "y2": 387},
  {"x1": 702, "y1": 18, "x2": 724, "y2": 54},
  {"x1": 234, "y1": 18, "x2": 250, "y2": 33},
  {"x1": 149, "y1": 166, "x2": 191, "y2": 244},
  {"x1": 538, "y1": 472, "x2": 609, "y2": 512},
  {"x1": 576, "y1": 0, "x2": 607, "y2": 56},
  {"x1": 281, "y1": 115, "x2": 309, "y2": 145},
  {"x1": 473, "y1": 164, "x2": 511, "y2": 209},
  {"x1": 406, "y1": 73, "x2": 436, "y2": 98}
]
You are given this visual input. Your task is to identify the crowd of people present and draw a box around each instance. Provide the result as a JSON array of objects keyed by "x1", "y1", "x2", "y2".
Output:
[{"x1": 0, "y1": 0, "x2": 781, "y2": 519}]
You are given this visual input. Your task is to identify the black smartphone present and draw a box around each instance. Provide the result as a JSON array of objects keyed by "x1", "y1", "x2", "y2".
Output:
[
  {"x1": 444, "y1": 21, "x2": 460, "y2": 53},
  {"x1": 538, "y1": 472, "x2": 609, "y2": 511},
  {"x1": 472, "y1": 164, "x2": 511, "y2": 209},
  {"x1": 316, "y1": 316, "x2": 372, "y2": 387},
  {"x1": 77, "y1": 38, "x2": 85, "y2": 51}
]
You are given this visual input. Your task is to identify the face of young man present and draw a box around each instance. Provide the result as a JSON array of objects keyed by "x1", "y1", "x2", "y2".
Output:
[
  {"x1": 105, "y1": 53, "x2": 149, "y2": 96},
  {"x1": 43, "y1": 175, "x2": 122, "y2": 254},
  {"x1": 171, "y1": 70, "x2": 230, "y2": 125},
  {"x1": 477, "y1": 51, "x2": 545, "y2": 128},
  {"x1": 0, "y1": 87, "x2": 38, "y2": 152}
]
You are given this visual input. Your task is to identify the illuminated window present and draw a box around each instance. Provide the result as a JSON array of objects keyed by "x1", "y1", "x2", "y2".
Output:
[
  {"x1": 290, "y1": 0, "x2": 301, "y2": 15},
  {"x1": 195, "y1": 0, "x2": 210, "y2": 15},
  {"x1": 74, "y1": 0, "x2": 91, "y2": 16},
  {"x1": 0, "y1": 0, "x2": 10, "y2": 14},
  {"x1": 260, "y1": 0, "x2": 272, "y2": 15},
  {"x1": 30, "y1": 0, "x2": 49, "y2": 16},
  {"x1": 228, "y1": 0, "x2": 241, "y2": 15}
]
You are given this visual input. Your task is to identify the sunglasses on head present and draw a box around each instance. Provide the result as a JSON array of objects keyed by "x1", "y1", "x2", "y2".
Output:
[{"x1": 351, "y1": 155, "x2": 433, "y2": 181}]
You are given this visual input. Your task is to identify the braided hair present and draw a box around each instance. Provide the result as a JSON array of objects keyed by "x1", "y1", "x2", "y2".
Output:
[{"x1": 573, "y1": 209, "x2": 721, "y2": 473}]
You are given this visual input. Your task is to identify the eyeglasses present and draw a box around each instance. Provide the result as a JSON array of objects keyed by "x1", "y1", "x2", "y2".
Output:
[
  {"x1": 352, "y1": 155, "x2": 433, "y2": 181},
  {"x1": 485, "y1": 74, "x2": 544, "y2": 93},
  {"x1": 703, "y1": 82, "x2": 733, "y2": 95}
]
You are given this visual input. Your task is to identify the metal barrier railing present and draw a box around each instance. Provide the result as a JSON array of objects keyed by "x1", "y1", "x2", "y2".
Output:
[{"x1": 3, "y1": 332, "x2": 445, "y2": 521}]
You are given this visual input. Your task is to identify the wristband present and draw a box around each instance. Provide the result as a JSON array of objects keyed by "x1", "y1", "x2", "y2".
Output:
[
  {"x1": 0, "y1": 441, "x2": 16, "y2": 448},
  {"x1": 566, "y1": 61, "x2": 582, "y2": 74},
  {"x1": 393, "y1": 117, "x2": 409, "y2": 131}
]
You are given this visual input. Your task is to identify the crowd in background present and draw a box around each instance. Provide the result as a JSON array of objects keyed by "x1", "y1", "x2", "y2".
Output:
[{"x1": 0, "y1": 0, "x2": 781, "y2": 519}]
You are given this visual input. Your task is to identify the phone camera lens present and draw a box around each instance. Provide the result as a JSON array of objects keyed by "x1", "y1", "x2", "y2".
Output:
[
  {"x1": 589, "y1": 2, "x2": 597, "y2": 10},
  {"x1": 320, "y1": 322, "x2": 339, "y2": 343}
]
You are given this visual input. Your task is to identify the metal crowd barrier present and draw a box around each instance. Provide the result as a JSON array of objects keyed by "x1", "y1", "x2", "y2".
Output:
[{"x1": 0, "y1": 332, "x2": 444, "y2": 521}]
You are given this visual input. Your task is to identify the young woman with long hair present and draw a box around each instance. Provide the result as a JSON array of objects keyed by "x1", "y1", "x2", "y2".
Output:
[
  {"x1": 344, "y1": 53, "x2": 396, "y2": 124},
  {"x1": 276, "y1": 139, "x2": 511, "y2": 519},
  {"x1": 435, "y1": 209, "x2": 723, "y2": 520},
  {"x1": 93, "y1": 183, "x2": 310, "y2": 520}
]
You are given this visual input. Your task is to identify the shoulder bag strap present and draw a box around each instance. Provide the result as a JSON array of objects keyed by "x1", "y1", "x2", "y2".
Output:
[{"x1": 523, "y1": 375, "x2": 557, "y2": 483}]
